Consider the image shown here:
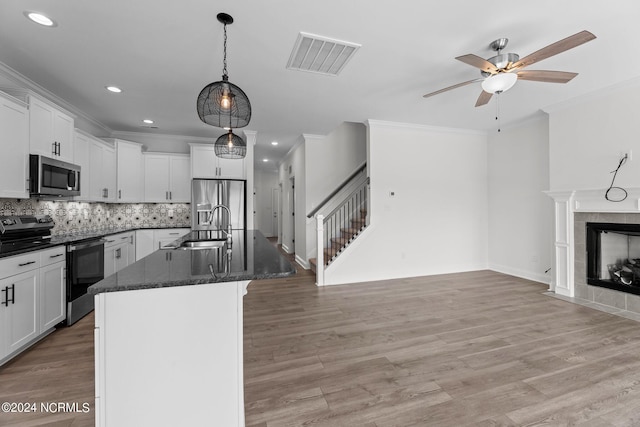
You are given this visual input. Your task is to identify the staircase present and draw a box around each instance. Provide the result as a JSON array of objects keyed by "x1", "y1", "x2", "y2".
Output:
[
  {"x1": 306, "y1": 163, "x2": 369, "y2": 285},
  {"x1": 309, "y1": 207, "x2": 367, "y2": 273}
]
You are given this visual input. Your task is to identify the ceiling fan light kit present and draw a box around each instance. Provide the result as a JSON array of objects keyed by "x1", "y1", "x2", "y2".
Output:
[
  {"x1": 423, "y1": 30, "x2": 596, "y2": 111},
  {"x1": 481, "y1": 72, "x2": 517, "y2": 94},
  {"x1": 197, "y1": 12, "x2": 251, "y2": 159}
]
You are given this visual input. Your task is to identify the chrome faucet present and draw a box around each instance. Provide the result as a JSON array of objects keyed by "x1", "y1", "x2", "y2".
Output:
[{"x1": 209, "y1": 204, "x2": 233, "y2": 245}]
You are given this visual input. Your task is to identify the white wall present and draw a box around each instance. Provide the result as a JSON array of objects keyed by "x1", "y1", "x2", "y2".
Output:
[
  {"x1": 305, "y1": 122, "x2": 367, "y2": 213},
  {"x1": 487, "y1": 116, "x2": 553, "y2": 284},
  {"x1": 304, "y1": 122, "x2": 367, "y2": 261},
  {"x1": 278, "y1": 138, "x2": 305, "y2": 259},
  {"x1": 324, "y1": 120, "x2": 488, "y2": 285},
  {"x1": 547, "y1": 80, "x2": 640, "y2": 191},
  {"x1": 254, "y1": 169, "x2": 279, "y2": 237}
]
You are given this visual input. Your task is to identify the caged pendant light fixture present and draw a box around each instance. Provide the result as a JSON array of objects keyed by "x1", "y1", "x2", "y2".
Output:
[
  {"x1": 215, "y1": 129, "x2": 247, "y2": 159},
  {"x1": 197, "y1": 13, "x2": 251, "y2": 160}
]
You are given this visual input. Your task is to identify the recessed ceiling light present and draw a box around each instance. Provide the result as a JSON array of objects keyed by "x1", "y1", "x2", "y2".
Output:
[
  {"x1": 271, "y1": 141, "x2": 279, "y2": 146},
  {"x1": 105, "y1": 86, "x2": 122, "y2": 93},
  {"x1": 24, "y1": 11, "x2": 57, "y2": 27},
  {"x1": 142, "y1": 119, "x2": 154, "y2": 124},
  {"x1": 262, "y1": 158, "x2": 269, "y2": 162}
]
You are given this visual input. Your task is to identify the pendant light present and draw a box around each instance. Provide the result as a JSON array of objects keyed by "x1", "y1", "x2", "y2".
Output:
[
  {"x1": 214, "y1": 130, "x2": 246, "y2": 159},
  {"x1": 196, "y1": 13, "x2": 251, "y2": 130}
]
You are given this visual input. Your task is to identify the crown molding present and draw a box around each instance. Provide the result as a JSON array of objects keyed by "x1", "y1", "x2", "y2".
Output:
[
  {"x1": 0, "y1": 61, "x2": 112, "y2": 135},
  {"x1": 365, "y1": 119, "x2": 486, "y2": 136}
]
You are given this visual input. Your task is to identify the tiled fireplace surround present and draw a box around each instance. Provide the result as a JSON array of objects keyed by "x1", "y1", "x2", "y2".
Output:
[
  {"x1": 548, "y1": 189, "x2": 640, "y2": 316},
  {"x1": 0, "y1": 198, "x2": 190, "y2": 236}
]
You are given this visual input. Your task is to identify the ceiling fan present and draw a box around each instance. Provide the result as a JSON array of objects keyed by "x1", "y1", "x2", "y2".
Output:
[{"x1": 423, "y1": 30, "x2": 596, "y2": 107}]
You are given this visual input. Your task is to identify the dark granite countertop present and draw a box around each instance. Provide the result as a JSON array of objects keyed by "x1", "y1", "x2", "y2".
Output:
[
  {"x1": 88, "y1": 230, "x2": 296, "y2": 294},
  {"x1": 0, "y1": 225, "x2": 190, "y2": 259}
]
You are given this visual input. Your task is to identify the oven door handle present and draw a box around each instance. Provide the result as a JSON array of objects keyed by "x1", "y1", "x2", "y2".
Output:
[{"x1": 68, "y1": 239, "x2": 106, "y2": 252}]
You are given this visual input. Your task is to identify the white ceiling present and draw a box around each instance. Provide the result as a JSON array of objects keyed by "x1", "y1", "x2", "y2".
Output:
[{"x1": 0, "y1": 1, "x2": 639, "y2": 172}]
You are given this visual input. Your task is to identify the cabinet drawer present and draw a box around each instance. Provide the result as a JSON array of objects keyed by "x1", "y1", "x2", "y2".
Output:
[
  {"x1": 0, "y1": 252, "x2": 41, "y2": 279},
  {"x1": 105, "y1": 232, "x2": 133, "y2": 249},
  {"x1": 39, "y1": 246, "x2": 66, "y2": 267}
]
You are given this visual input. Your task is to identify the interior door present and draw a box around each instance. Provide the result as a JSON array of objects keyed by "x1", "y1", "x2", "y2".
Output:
[{"x1": 271, "y1": 188, "x2": 279, "y2": 238}]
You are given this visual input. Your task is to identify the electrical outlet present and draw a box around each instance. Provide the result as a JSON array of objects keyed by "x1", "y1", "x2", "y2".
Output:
[{"x1": 168, "y1": 209, "x2": 174, "y2": 218}]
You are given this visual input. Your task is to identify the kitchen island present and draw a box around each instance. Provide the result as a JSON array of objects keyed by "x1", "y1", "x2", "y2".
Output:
[{"x1": 88, "y1": 230, "x2": 295, "y2": 427}]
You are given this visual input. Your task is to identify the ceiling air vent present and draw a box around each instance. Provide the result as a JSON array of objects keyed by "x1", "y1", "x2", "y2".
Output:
[{"x1": 287, "y1": 32, "x2": 361, "y2": 76}]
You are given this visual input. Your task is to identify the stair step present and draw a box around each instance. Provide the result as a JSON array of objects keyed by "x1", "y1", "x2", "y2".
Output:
[
  {"x1": 341, "y1": 227, "x2": 361, "y2": 236},
  {"x1": 351, "y1": 218, "x2": 366, "y2": 226},
  {"x1": 331, "y1": 237, "x2": 349, "y2": 248},
  {"x1": 309, "y1": 258, "x2": 317, "y2": 273}
]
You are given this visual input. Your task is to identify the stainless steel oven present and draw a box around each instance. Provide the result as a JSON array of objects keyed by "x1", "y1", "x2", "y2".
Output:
[{"x1": 66, "y1": 238, "x2": 105, "y2": 325}]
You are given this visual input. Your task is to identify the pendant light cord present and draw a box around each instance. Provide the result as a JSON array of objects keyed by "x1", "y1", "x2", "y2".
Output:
[
  {"x1": 222, "y1": 23, "x2": 228, "y2": 77},
  {"x1": 605, "y1": 154, "x2": 628, "y2": 202}
]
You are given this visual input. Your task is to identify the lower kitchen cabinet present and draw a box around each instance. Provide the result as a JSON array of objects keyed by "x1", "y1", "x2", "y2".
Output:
[
  {"x1": 135, "y1": 228, "x2": 190, "y2": 261},
  {"x1": 0, "y1": 270, "x2": 39, "y2": 358},
  {"x1": 0, "y1": 247, "x2": 67, "y2": 366},
  {"x1": 104, "y1": 232, "x2": 134, "y2": 277},
  {"x1": 39, "y1": 247, "x2": 66, "y2": 331}
]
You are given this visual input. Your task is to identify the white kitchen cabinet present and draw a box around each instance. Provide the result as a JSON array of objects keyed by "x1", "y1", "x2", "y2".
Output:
[
  {"x1": 190, "y1": 143, "x2": 245, "y2": 179},
  {"x1": 0, "y1": 92, "x2": 29, "y2": 199},
  {"x1": 90, "y1": 140, "x2": 117, "y2": 202},
  {"x1": 39, "y1": 247, "x2": 66, "y2": 331},
  {"x1": 114, "y1": 139, "x2": 144, "y2": 202},
  {"x1": 73, "y1": 130, "x2": 93, "y2": 201},
  {"x1": 28, "y1": 95, "x2": 74, "y2": 163},
  {"x1": 104, "y1": 232, "x2": 133, "y2": 277},
  {"x1": 135, "y1": 230, "x2": 154, "y2": 261},
  {"x1": 94, "y1": 280, "x2": 249, "y2": 426},
  {"x1": 0, "y1": 252, "x2": 40, "y2": 363},
  {"x1": 154, "y1": 228, "x2": 190, "y2": 250},
  {"x1": 144, "y1": 153, "x2": 190, "y2": 202},
  {"x1": 135, "y1": 228, "x2": 190, "y2": 261}
]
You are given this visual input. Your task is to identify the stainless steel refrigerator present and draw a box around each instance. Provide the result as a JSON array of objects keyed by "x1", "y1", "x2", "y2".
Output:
[{"x1": 191, "y1": 179, "x2": 246, "y2": 231}]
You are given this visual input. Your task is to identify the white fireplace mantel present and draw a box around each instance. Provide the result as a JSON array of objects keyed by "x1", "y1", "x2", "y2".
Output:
[{"x1": 546, "y1": 187, "x2": 640, "y2": 297}]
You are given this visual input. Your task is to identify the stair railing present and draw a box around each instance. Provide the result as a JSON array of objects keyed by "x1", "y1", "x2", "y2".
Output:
[{"x1": 315, "y1": 176, "x2": 368, "y2": 285}]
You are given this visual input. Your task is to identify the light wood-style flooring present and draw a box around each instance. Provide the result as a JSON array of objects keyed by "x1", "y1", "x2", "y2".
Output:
[{"x1": 3, "y1": 261, "x2": 640, "y2": 426}]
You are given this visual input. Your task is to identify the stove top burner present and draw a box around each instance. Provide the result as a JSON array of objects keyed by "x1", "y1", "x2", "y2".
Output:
[{"x1": 0, "y1": 215, "x2": 54, "y2": 255}]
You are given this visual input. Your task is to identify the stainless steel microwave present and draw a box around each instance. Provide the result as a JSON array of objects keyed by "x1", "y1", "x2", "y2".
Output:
[{"x1": 29, "y1": 155, "x2": 81, "y2": 197}]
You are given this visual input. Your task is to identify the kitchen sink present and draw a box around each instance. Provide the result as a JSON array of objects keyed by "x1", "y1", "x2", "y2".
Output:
[{"x1": 178, "y1": 239, "x2": 226, "y2": 250}]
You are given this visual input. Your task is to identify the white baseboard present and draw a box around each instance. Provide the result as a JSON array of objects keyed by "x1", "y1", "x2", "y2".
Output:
[
  {"x1": 488, "y1": 263, "x2": 551, "y2": 286},
  {"x1": 295, "y1": 254, "x2": 309, "y2": 270}
]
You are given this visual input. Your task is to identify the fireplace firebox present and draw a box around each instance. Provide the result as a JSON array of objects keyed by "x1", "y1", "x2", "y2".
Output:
[{"x1": 586, "y1": 222, "x2": 640, "y2": 296}]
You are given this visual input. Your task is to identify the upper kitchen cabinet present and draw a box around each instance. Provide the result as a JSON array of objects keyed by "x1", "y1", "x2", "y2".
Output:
[
  {"x1": 0, "y1": 92, "x2": 29, "y2": 199},
  {"x1": 73, "y1": 130, "x2": 94, "y2": 201},
  {"x1": 143, "y1": 153, "x2": 190, "y2": 203},
  {"x1": 113, "y1": 139, "x2": 144, "y2": 203},
  {"x1": 89, "y1": 140, "x2": 117, "y2": 202},
  {"x1": 29, "y1": 96, "x2": 74, "y2": 163},
  {"x1": 190, "y1": 143, "x2": 245, "y2": 180}
]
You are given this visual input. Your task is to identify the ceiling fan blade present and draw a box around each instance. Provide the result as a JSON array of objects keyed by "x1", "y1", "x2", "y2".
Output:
[
  {"x1": 517, "y1": 70, "x2": 578, "y2": 83},
  {"x1": 455, "y1": 54, "x2": 498, "y2": 74},
  {"x1": 423, "y1": 78, "x2": 483, "y2": 98},
  {"x1": 510, "y1": 30, "x2": 596, "y2": 70},
  {"x1": 475, "y1": 90, "x2": 493, "y2": 107}
]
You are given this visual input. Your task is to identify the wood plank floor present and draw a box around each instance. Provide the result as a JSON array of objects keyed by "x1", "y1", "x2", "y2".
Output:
[{"x1": 3, "y1": 261, "x2": 640, "y2": 425}]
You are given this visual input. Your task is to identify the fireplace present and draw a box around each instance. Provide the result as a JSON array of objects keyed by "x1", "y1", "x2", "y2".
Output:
[{"x1": 586, "y1": 222, "x2": 640, "y2": 296}]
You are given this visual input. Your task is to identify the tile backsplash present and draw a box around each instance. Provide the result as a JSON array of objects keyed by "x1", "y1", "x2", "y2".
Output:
[{"x1": 0, "y1": 198, "x2": 190, "y2": 236}]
